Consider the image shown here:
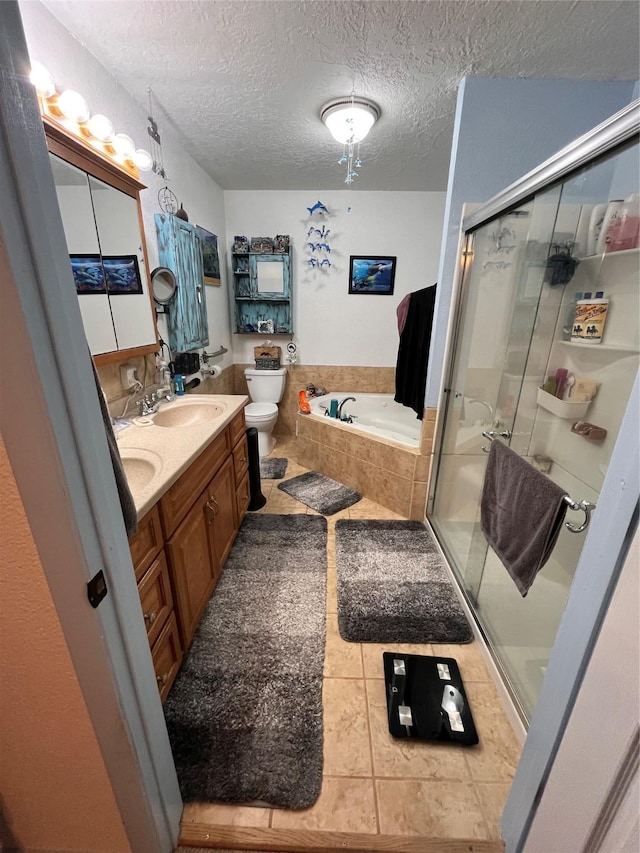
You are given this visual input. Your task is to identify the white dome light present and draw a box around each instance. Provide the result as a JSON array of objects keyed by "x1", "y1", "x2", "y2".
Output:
[
  {"x1": 321, "y1": 97, "x2": 380, "y2": 145},
  {"x1": 58, "y1": 89, "x2": 90, "y2": 123},
  {"x1": 29, "y1": 62, "x2": 55, "y2": 98},
  {"x1": 133, "y1": 148, "x2": 154, "y2": 171},
  {"x1": 112, "y1": 133, "x2": 136, "y2": 159},
  {"x1": 87, "y1": 114, "x2": 115, "y2": 142}
]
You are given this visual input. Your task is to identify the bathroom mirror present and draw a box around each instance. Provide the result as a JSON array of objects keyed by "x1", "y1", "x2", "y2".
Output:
[
  {"x1": 45, "y1": 118, "x2": 158, "y2": 365},
  {"x1": 256, "y1": 260, "x2": 285, "y2": 294}
]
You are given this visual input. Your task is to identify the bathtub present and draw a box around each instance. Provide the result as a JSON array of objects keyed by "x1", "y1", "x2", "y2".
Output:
[{"x1": 308, "y1": 393, "x2": 421, "y2": 448}]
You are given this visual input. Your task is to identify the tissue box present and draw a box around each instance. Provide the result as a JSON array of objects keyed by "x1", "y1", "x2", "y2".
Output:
[{"x1": 254, "y1": 345, "x2": 281, "y2": 370}]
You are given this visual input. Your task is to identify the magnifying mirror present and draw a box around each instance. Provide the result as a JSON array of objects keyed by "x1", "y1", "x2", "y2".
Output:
[{"x1": 151, "y1": 266, "x2": 177, "y2": 309}]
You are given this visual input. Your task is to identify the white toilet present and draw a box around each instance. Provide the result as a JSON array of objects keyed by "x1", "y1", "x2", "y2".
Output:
[{"x1": 244, "y1": 367, "x2": 287, "y2": 457}]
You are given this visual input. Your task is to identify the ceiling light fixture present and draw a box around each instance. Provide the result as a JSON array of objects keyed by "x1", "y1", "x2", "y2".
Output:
[{"x1": 320, "y1": 95, "x2": 380, "y2": 185}]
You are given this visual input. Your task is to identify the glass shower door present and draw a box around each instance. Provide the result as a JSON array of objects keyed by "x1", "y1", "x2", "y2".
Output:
[{"x1": 430, "y1": 137, "x2": 640, "y2": 722}]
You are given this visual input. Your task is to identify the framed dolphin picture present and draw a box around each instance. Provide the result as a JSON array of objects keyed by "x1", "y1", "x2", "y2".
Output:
[{"x1": 348, "y1": 255, "x2": 397, "y2": 294}]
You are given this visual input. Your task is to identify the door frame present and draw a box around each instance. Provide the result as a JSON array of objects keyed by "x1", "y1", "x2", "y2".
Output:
[{"x1": 0, "y1": 7, "x2": 181, "y2": 850}]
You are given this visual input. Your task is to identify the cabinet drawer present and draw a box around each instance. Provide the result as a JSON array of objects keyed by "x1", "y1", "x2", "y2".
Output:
[
  {"x1": 129, "y1": 504, "x2": 163, "y2": 583},
  {"x1": 152, "y1": 612, "x2": 182, "y2": 704},
  {"x1": 138, "y1": 551, "x2": 173, "y2": 648},
  {"x1": 160, "y1": 428, "x2": 230, "y2": 536},
  {"x1": 232, "y1": 433, "x2": 249, "y2": 484},
  {"x1": 236, "y1": 471, "x2": 250, "y2": 525},
  {"x1": 229, "y1": 408, "x2": 246, "y2": 449}
]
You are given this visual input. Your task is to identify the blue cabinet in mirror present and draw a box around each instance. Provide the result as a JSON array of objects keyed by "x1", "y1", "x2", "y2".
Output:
[{"x1": 231, "y1": 250, "x2": 292, "y2": 334}]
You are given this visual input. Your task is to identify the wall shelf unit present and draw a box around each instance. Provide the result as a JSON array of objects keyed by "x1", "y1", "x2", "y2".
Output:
[{"x1": 231, "y1": 249, "x2": 292, "y2": 334}]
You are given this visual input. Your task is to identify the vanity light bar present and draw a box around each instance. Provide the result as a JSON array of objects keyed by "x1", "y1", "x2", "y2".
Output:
[{"x1": 29, "y1": 61, "x2": 153, "y2": 179}]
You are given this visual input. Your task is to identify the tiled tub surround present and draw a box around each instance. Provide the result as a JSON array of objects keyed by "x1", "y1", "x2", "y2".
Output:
[{"x1": 297, "y1": 407, "x2": 438, "y2": 520}]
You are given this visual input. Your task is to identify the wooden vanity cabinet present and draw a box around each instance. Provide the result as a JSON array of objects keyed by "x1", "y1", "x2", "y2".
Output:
[
  {"x1": 129, "y1": 505, "x2": 183, "y2": 701},
  {"x1": 129, "y1": 407, "x2": 248, "y2": 696}
]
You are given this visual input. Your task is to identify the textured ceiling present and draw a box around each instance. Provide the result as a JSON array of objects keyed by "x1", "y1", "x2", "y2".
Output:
[{"x1": 43, "y1": 0, "x2": 639, "y2": 191}]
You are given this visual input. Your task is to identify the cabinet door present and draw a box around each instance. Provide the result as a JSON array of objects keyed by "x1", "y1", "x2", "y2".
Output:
[
  {"x1": 155, "y1": 214, "x2": 208, "y2": 352},
  {"x1": 249, "y1": 253, "x2": 291, "y2": 299},
  {"x1": 207, "y1": 455, "x2": 237, "y2": 573},
  {"x1": 165, "y1": 487, "x2": 217, "y2": 648}
]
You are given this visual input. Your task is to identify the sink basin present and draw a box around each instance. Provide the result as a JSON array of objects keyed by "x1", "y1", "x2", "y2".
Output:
[
  {"x1": 120, "y1": 449, "x2": 163, "y2": 488},
  {"x1": 152, "y1": 401, "x2": 225, "y2": 428}
]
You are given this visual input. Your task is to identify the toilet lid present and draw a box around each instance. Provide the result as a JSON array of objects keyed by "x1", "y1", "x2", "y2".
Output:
[{"x1": 245, "y1": 402, "x2": 278, "y2": 417}]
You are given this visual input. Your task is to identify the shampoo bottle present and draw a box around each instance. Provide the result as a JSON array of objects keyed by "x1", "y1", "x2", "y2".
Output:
[{"x1": 572, "y1": 291, "x2": 609, "y2": 344}]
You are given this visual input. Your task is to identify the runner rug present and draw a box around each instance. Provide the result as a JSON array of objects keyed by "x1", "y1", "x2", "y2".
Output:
[{"x1": 164, "y1": 513, "x2": 327, "y2": 809}]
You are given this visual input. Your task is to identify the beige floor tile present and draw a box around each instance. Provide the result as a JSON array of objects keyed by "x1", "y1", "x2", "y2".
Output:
[
  {"x1": 361, "y1": 642, "x2": 432, "y2": 680},
  {"x1": 463, "y1": 681, "x2": 522, "y2": 783},
  {"x1": 429, "y1": 642, "x2": 492, "y2": 683},
  {"x1": 366, "y1": 679, "x2": 470, "y2": 781},
  {"x1": 376, "y1": 779, "x2": 488, "y2": 839},
  {"x1": 475, "y1": 782, "x2": 510, "y2": 841},
  {"x1": 181, "y1": 802, "x2": 271, "y2": 827},
  {"x1": 271, "y1": 777, "x2": 377, "y2": 834},
  {"x1": 324, "y1": 613, "x2": 363, "y2": 678},
  {"x1": 326, "y1": 563, "x2": 337, "y2": 613},
  {"x1": 323, "y1": 679, "x2": 372, "y2": 776}
]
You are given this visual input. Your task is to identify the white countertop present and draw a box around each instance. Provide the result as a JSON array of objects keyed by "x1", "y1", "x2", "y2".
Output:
[{"x1": 116, "y1": 394, "x2": 248, "y2": 520}]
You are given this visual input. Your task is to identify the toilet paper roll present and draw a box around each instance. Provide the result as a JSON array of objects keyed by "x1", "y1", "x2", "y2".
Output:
[{"x1": 203, "y1": 364, "x2": 222, "y2": 378}]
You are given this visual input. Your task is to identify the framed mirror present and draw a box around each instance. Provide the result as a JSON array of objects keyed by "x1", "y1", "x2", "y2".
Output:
[
  {"x1": 45, "y1": 117, "x2": 159, "y2": 366},
  {"x1": 151, "y1": 266, "x2": 178, "y2": 308}
]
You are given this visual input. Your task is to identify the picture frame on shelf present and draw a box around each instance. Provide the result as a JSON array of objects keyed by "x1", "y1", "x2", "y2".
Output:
[
  {"x1": 250, "y1": 237, "x2": 274, "y2": 253},
  {"x1": 196, "y1": 226, "x2": 221, "y2": 285},
  {"x1": 348, "y1": 255, "x2": 397, "y2": 295}
]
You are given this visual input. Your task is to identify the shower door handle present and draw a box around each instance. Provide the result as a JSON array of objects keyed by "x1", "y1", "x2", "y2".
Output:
[{"x1": 481, "y1": 429, "x2": 512, "y2": 453}]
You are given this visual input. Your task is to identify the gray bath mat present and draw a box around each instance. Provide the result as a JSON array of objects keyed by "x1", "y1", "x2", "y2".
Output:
[
  {"x1": 260, "y1": 456, "x2": 288, "y2": 479},
  {"x1": 164, "y1": 514, "x2": 327, "y2": 809},
  {"x1": 278, "y1": 471, "x2": 361, "y2": 515},
  {"x1": 336, "y1": 519, "x2": 473, "y2": 643}
]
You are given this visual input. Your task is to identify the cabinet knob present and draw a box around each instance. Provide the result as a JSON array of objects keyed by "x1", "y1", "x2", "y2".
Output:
[
  {"x1": 156, "y1": 673, "x2": 169, "y2": 686},
  {"x1": 240, "y1": 456, "x2": 247, "y2": 464},
  {"x1": 206, "y1": 497, "x2": 219, "y2": 517},
  {"x1": 144, "y1": 610, "x2": 157, "y2": 625}
]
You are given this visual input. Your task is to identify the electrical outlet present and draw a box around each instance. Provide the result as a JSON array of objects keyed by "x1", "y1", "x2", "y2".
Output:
[{"x1": 120, "y1": 364, "x2": 138, "y2": 390}]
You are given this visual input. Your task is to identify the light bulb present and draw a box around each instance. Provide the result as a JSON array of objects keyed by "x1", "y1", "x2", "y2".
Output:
[
  {"x1": 58, "y1": 89, "x2": 90, "y2": 123},
  {"x1": 29, "y1": 61, "x2": 55, "y2": 98},
  {"x1": 87, "y1": 114, "x2": 114, "y2": 142},
  {"x1": 112, "y1": 133, "x2": 135, "y2": 159},
  {"x1": 133, "y1": 148, "x2": 153, "y2": 171}
]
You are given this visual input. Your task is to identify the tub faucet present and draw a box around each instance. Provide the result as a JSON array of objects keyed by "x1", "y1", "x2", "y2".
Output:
[{"x1": 337, "y1": 396, "x2": 356, "y2": 419}]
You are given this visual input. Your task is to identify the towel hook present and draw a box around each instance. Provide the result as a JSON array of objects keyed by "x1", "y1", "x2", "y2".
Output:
[{"x1": 563, "y1": 497, "x2": 596, "y2": 533}]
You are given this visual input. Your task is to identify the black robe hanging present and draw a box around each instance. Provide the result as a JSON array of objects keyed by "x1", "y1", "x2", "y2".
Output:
[{"x1": 394, "y1": 284, "x2": 437, "y2": 420}]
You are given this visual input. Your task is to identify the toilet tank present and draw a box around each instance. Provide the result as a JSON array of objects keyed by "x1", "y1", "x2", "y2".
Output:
[{"x1": 244, "y1": 367, "x2": 287, "y2": 403}]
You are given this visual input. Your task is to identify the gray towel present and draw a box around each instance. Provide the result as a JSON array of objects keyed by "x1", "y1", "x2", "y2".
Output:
[
  {"x1": 90, "y1": 357, "x2": 138, "y2": 537},
  {"x1": 480, "y1": 440, "x2": 567, "y2": 597}
]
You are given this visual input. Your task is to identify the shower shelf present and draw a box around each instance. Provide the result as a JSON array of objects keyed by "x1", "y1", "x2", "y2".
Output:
[
  {"x1": 556, "y1": 341, "x2": 639, "y2": 353},
  {"x1": 536, "y1": 387, "x2": 590, "y2": 419}
]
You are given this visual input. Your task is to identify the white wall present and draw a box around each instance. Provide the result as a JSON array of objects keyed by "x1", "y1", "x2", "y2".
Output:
[
  {"x1": 224, "y1": 190, "x2": 445, "y2": 366},
  {"x1": 426, "y1": 76, "x2": 637, "y2": 407},
  {"x1": 19, "y1": 1, "x2": 233, "y2": 370}
]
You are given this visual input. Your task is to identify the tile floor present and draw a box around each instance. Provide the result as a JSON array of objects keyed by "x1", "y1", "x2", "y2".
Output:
[{"x1": 181, "y1": 438, "x2": 522, "y2": 846}]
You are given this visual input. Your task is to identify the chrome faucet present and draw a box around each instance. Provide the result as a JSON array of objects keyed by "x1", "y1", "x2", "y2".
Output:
[
  {"x1": 138, "y1": 395, "x2": 157, "y2": 416},
  {"x1": 467, "y1": 398, "x2": 498, "y2": 427},
  {"x1": 337, "y1": 396, "x2": 356, "y2": 419}
]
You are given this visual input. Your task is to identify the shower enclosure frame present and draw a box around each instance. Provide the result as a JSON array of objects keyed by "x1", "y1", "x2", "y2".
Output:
[{"x1": 427, "y1": 99, "x2": 639, "y2": 851}]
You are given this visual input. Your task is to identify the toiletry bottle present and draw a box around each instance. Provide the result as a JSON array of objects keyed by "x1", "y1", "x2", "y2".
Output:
[
  {"x1": 174, "y1": 374, "x2": 185, "y2": 395},
  {"x1": 562, "y1": 292, "x2": 582, "y2": 341},
  {"x1": 572, "y1": 291, "x2": 609, "y2": 344}
]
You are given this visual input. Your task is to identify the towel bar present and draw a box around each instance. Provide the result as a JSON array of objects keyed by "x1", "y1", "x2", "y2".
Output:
[{"x1": 481, "y1": 430, "x2": 596, "y2": 533}]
